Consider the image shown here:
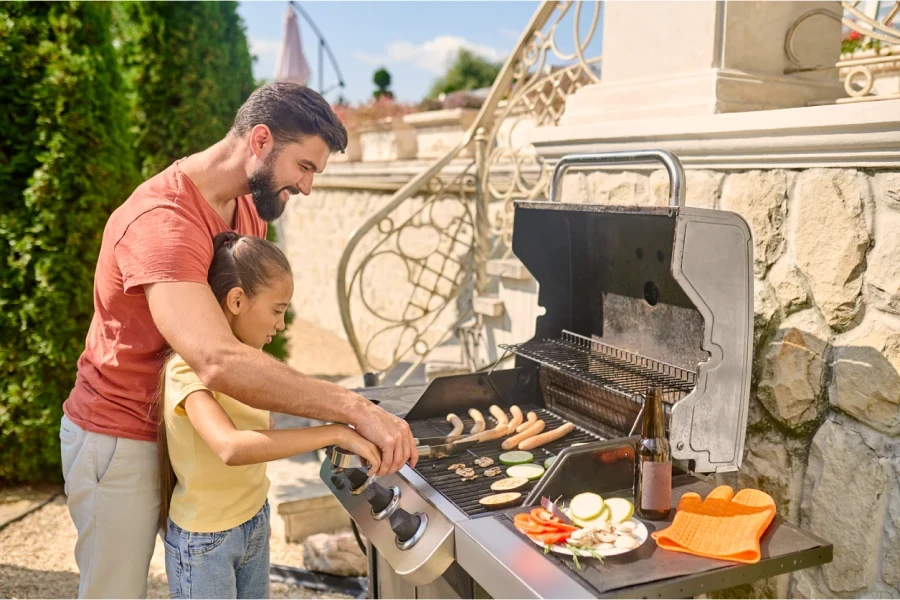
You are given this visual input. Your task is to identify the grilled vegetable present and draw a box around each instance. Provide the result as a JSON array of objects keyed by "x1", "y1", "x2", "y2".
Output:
[
  {"x1": 498, "y1": 450, "x2": 534, "y2": 466},
  {"x1": 502, "y1": 419, "x2": 545, "y2": 451},
  {"x1": 446, "y1": 413, "x2": 464, "y2": 437},
  {"x1": 484, "y1": 466, "x2": 502, "y2": 477},
  {"x1": 507, "y1": 405, "x2": 524, "y2": 434},
  {"x1": 544, "y1": 456, "x2": 557, "y2": 469},
  {"x1": 506, "y1": 463, "x2": 545, "y2": 481},
  {"x1": 489, "y1": 405, "x2": 509, "y2": 426},
  {"x1": 516, "y1": 411, "x2": 538, "y2": 433},
  {"x1": 468, "y1": 408, "x2": 486, "y2": 434},
  {"x1": 479, "y1": 492, "x2": 523, "y2": 510},
  {"x1": 519, "y1": 422, "x2": 575, "y2": 451},
  {"x1": 571, "y1": 493, "x2": 605, "y2": 521},
  {"x1": 491, "y1": 477, "x2": 528, "y2": 492},
  {"x1": 474, "y1": 457, "x2": 494, "y2": 468}
]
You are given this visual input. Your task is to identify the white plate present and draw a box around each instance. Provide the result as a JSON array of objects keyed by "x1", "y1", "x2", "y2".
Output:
[{"x1": 532, "y1": 518, "x2": 649, "y2": 558}]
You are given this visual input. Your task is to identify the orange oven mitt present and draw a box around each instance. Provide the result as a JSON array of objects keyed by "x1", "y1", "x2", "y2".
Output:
[{"x1": 650, "y1": 485, "x2": 776, "y2": 564}]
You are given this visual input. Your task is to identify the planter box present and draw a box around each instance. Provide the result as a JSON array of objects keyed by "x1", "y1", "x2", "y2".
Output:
[
  {"x1": 403, "y1": 108, "x2": 479, "y2": 159},
  {"x1": 358, "y1": 117, "x2": 417, "y2": 162}
]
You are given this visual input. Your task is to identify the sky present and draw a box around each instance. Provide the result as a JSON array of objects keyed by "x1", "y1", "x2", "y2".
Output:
[{"x1": 237, "y1": 1, "x2": 557, "y2": 105}]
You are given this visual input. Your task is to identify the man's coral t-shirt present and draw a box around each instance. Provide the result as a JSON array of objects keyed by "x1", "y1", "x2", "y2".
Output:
[{"x1": 64, "y1": 162, "x2": 267, "y2": 442}]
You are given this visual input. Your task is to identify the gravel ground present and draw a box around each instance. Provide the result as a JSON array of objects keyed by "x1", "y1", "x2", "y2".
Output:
[{"x1": 0, "y1": 496, "x2": 352, "y2": 599}]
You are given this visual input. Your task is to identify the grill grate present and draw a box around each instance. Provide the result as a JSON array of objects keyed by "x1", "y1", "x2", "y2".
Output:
[
  {"x1": 500, "y1": 330, "x2": 696, "y2": 434},
  {"x1": 409, "y1": 407, "x2": 602, "y2": 517}
]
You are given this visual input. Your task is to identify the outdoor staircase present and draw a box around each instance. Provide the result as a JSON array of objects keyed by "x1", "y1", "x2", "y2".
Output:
[{"x1": 423, "y1": 257, "x2": 542, "y2": 382}]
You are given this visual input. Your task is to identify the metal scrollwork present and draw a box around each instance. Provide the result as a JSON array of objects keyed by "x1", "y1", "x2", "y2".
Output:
[
  {"x1": 337, "y1": 1, "x2": 602, "y2": 384},
  {"x1": 785, "y1": 1, "x2": 900, "y2": 103}
]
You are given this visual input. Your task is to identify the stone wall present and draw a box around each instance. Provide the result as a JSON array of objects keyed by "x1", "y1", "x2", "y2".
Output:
[{"x1": 560, "y1": 166, "x2": 900, "y2": 599}]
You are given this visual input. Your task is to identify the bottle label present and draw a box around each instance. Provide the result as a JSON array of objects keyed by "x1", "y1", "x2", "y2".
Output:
[{"x1": 641, "y1": 460, "x2": 672, "y2": 511}]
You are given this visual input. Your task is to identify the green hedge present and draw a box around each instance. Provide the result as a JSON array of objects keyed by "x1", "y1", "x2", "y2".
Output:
[
  {"x1": 1, "y1": 1, "x2": 260, "y2": 483},
  {"x1": 263, "y1": 225, "x2": 295, "y2": 362},
  {"x1": 0, "y1": 2, "x2": 140, "y2": 482},
  {"x1": 115, "y1": 1, "x2": 255, "y2": 178}
]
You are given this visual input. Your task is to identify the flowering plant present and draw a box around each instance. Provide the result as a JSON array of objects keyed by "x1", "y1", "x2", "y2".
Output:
[
  {"x1": 332, "y1": 97, "x2": 418, "y2": 134},
  {"x1": 842, "y1": 27, "x2": 882, "y2": 54}
]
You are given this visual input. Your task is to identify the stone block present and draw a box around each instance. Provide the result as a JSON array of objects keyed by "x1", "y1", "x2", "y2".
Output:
[
  {"x1": 651, "y1": 169, "x2": 723, "y2": 209},
  {"x1": 866, "y1": 172, "x2": 900, "y2": 316},
  {"x1": 586, "y1": 171, "x2": 652, "y2": 206},
  {"x1": 802, "y1": 419, "x2": 890, "y2": 593},
  {"x1": 720, "y1": 170, "x2": 788, "y2": 278},
  {"x1": 794, "y1": 169, "x2": 870, "y2": 329},
  {"x1": 885, "y1": 531, "x2": 900, "y2": 588},
  {"x1": 303, "y1": 532, "x2": 367, "y2": 577},
  {"x1": 768, "y1": 259, "x2": 809, "y2": 315},
  {"x1": 757, "y1": 310, "x2": 830, "y2": 429},
  {"x1": 278, "y1": 495, "x2": 352, "y2": 544},
  {"x1": 754, "y1": 279, "x2": 778, "y2": 332},
  {"x1": 830, "y1": 323, "x2": 900, "y2": 435}
]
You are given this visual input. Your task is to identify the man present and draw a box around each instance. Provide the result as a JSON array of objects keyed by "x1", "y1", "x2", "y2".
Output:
[{"x1": 59, "y1": 82, "x2": 417, "y2": 598}]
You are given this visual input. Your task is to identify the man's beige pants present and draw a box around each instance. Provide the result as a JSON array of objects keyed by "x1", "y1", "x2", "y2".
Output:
[{"x1": 60, "y1": 415, "x2": 160, "y2": 599}]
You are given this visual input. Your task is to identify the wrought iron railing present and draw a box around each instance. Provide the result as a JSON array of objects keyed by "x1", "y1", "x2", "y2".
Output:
[
  {"x1": 336, "y1": 0, "x2": 601, "y2": 384},
  {"x1": 786, "y1": 1, "x2": 900, "y2": 102}
]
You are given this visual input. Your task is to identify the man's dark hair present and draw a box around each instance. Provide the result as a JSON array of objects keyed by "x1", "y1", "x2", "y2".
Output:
[{"x1": 231, "y1": 82, "x2": 347, "y2": 153}]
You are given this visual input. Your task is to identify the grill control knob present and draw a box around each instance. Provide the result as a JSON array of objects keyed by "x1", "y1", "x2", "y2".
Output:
[
  {"x1": 345, "y1": 468, "x2": 370, "y2": 490},
  {"x1": 390, "y1": 509, "x2": 428, "y2": 550},
  {"x1": 365, "y1": 482, "x2": 400, "y2": 520},
  {"x1": 365, "y1": 482, "x2": 393, "y2": 513}
]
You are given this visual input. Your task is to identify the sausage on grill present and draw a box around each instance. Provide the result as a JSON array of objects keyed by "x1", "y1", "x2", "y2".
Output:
[
  {"x1": 516, "y1": 411, "x2": 538, "y2": 433},
  {"x1": 501, "y1": 419, "x2": 545, "y2": 451},
  {"x1": 446, "y1": 413, "x2": 464, "y2": 437},
  {"x1": 489, "y1": 405, "x2": 509, "y2": 427},
  {"x1": 506, "y1": 405, "x2": 523, "y2": 434},
  {"x1": 519, "y1": 422, "x2": 575, "y2": 451},
  {"x1": 468, "y1": 408, "x2": 486, "y2": 434}
]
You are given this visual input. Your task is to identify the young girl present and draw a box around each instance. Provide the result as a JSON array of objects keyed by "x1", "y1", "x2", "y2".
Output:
[{"x1": 158, "y1": 231, "x2": 380, "y2": 599}]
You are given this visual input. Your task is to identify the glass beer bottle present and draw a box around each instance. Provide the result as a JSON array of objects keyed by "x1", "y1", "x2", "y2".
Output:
[{"x1": 633, "y1": 386, "x2": 672, "y2": 519}]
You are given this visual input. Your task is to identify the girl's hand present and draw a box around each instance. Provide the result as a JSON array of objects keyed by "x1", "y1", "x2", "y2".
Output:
[{"x1": 338, "y1": 427, "x2": 382, "y2": 474}]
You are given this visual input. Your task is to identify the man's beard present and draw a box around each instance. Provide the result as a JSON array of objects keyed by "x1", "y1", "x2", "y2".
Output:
[{"x1": 247, "y1": 153, "x2": 299, "y2": 222}]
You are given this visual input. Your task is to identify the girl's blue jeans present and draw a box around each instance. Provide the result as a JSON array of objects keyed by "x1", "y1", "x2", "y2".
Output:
[{"x1": 164, "y1": 501, "x2": 270, "y2": 599}]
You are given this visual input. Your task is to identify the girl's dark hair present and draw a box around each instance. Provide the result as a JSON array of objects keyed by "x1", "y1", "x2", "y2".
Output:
[
  {"x1": 207, "y1": 231, "x2": 293, "y2": 305},
  {"x1": 157, "y1": 231, "x2": 292, "y2": 527}
]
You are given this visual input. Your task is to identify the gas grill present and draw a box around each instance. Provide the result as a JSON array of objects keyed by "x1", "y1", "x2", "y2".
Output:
[{"x1": 321, "y1": 151, "x2": 832, "y2": 598}]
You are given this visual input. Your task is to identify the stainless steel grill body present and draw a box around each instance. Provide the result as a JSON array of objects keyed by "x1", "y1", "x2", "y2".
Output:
[{"x1": 321, "y1": 151, "x2": 829, "y2": 598}]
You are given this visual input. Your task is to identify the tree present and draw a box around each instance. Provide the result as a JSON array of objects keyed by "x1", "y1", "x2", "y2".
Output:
[
  {"x1": 373, "y1": 67, "x2": 393, "y2": 99},
  {"x1": 428, "y1": 48, "x2": 503, "y2": 98},
  {"x1": 0, "y1": 1, "x2": 140, "y2": 482},
  {"x1": 115, "y1": 2, "x2": 255, "y2": 178}
]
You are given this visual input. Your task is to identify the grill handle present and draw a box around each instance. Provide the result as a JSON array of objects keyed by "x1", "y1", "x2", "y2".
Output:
[{"x1": 548, "y1": 150, "x2": 686, "y2": 208}]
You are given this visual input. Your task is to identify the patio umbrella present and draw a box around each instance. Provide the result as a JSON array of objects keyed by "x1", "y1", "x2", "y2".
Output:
[{"x1": 274, "y1": 4, "x2": 311, "y2": 85}]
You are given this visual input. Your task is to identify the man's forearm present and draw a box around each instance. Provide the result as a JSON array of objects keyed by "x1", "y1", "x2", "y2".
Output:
[{"x1": 203, "y1": 340, "x2": 373, "y2": 426}]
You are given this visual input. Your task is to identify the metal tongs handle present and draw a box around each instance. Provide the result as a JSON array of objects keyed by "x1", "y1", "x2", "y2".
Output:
[{"x1": 548, "y1": 150, "x2": 686, "y2": 208}]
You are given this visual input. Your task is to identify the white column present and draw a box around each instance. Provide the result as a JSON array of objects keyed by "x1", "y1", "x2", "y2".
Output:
[{"x1": 562, "y1": 1, "x2": 845, "y2": 124}]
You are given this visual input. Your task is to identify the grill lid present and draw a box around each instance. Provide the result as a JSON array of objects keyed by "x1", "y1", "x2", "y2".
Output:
[{"x1": 508, "y1": 151, "x2": 753, "y2": 473}]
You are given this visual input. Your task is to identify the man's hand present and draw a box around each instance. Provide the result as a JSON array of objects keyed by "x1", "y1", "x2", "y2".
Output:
[{"x1": 352, "y1": 402, "x2": 418, "y2": 476}]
